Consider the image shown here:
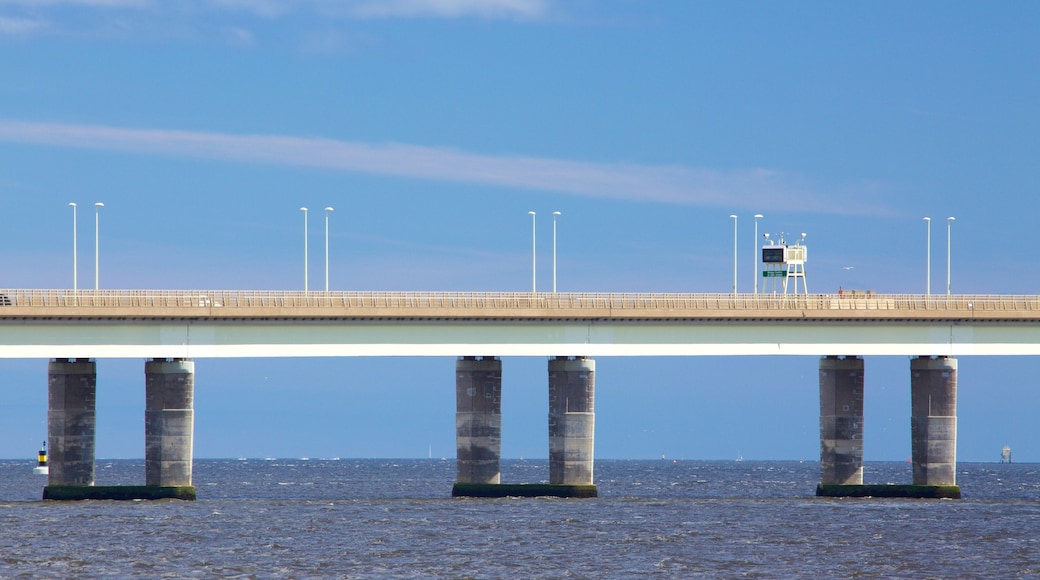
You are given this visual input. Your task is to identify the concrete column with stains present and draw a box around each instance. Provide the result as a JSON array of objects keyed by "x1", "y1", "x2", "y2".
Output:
[
  {"x1": 455, "y1": 356, "x2": 502, "y2": 484},
  {"x1": 819, "y1": 355, "x2": 865, "y2": 485},
  {"x1": 145, "y1": 358, "x2": 195, "y2": 487},
  {"x1": 548, "y1": 356, "x2": 595, "y2": 486},
  {"x1": 911, "y1": 356, "x2": 957, "y2": 486},
  {"x1": 48, "y1": 358, "x2": 97, "y2": 487}
]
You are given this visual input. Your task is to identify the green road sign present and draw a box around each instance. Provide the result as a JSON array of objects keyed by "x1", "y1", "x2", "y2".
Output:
[{"x1": 762, "y1": 270, "x2": 787, "y2": 278}]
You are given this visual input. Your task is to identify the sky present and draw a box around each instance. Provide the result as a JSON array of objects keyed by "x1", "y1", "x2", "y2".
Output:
[{"x1": 0, "y1": 1, "x2": 1038, "y2": 465}]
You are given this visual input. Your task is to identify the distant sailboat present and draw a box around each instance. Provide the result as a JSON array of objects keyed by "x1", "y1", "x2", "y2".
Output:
[{"x1": 735, "y1": 450, "x2": 744, "y2": 462}]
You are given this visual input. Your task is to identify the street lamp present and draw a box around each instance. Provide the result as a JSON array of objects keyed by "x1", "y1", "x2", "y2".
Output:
[
  {"x1": 923, "y1": 217, "x2": 931, "y2": 295},
  {"x1": 552, "y1": 211, "x2": 561, "y2": 293},
  {"x1": 300, "y1": 207, "x2": 308, "y2": 293},
  {"x1": 730, "y1": 215, "x2": 738, "y2": 295},
  {"x1": 946, "y1": 216, "x2": 955, "y2": 295},
  {"x1": 753, "y1": 214, "x2": 763, "y2": 294},
  {"x1": 324, "y1": 207, "x2": 334, "y2": 293},
  {"x1": 528, "y1": 211, "x2": 536, "y2": 293},
  {"x1": 94, "y1": 202, "x2": 103, "y2": 291},
  {"x1": 69, "y1": 203, "x2": 77, "y2": 293}
]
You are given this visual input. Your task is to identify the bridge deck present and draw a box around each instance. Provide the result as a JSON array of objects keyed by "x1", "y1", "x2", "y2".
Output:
[
  {"x1": 3, "y1": 290, "x2": 1040, "y2": 358},
  {"x1": 2, "y1": 290, "x2": 1040, "y2": 323}
]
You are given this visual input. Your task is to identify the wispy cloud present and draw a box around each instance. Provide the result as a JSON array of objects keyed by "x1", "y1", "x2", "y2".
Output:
[
  {"x1": 350, "y1": 0, "x2": 547, "y2": 20},
  {"x1": 0, "y1": 0, "x2": 552, "y2": 43},
  {"x1": 0, "y1": 0, "x2": 150, "y2": 39},
  {"x1": 0, "y1": 0, "x2": 151, "y2": 7},
  {"x1": 208, "y1": 0, "x2": 547, "y2": 20},
  {"x1": 0, "y1": 0, "x2": 549, "y2": 20},
  {"x1": 0, "y1": 119, "x2": 886, "y2": 215},
  {"x1": 0, "y1": 16, "x2": 46, "y2": 35},
  {"x1": 210, "y1": 0, "x2": 287, "y2": 19},
  {"x1": 224, "y1": 25, "x2": 254, "y2": 46}
]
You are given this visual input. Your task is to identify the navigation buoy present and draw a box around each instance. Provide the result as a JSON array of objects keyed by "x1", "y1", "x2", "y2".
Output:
[{"x1": 33, "y1": 441, "x2": 48, "y2": 475}]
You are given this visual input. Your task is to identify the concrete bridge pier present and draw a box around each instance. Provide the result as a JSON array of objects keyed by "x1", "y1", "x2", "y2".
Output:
[
  {"x1": 911, "y1": 356, "x2": 958, "y2": 487},
  {"x1": 452, "y1": 356, "x2": 597, "y2": 498},
  {"x1": 453, "y1": 356, "x2": 502, "y2": 485},
  {"x1": 548, "y1": 356, "x2": 596, "y2": 492},
  {"x1": 46, "y1": 358, "x2": 97, "y2": 487},
  {"x1": 145, "y1": 358, "x2": 195, "y2": 489},
  {"x1": 818, "y1": 355, "x2": 864, "y2": 485},
  {"x1": 816, "y1": 355, "x2": 960, "y2": 499},
  {"x1": 43, "y1": 358, "x2": 196, "y2": 501}
]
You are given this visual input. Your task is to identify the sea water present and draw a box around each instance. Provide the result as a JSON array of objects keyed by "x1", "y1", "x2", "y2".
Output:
[{"x1": 1, "y1": 459, "x2": 1038, "y2": 578}]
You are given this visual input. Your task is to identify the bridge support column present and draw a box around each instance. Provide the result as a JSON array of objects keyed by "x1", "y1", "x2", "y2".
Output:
[
  {"x1": 454, "y1": 356, "x2": 502, "y2": 485},
  {"x1": 549, "y1": 356, "x2": 596, "y2": 489},
  {"x1": 818, "y1": 356, "x2": 864, "y2": 485},
  {"x1": 911, "y1": 356, "x2": 957, "y2": 486},
  {"x1": 818, "y1": 355, "x2": 961, "y2": 499},
  {"x1": 46, "y1": 358, "x2": 96, "y2": 487},
  {"x1": 145, "y1": 358, "x2": 195, "y2": 488}
]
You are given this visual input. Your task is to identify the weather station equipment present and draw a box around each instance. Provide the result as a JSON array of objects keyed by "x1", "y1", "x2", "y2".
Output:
[{"x1": 761, "y1": 232, "x2": 808, "y2": 294}]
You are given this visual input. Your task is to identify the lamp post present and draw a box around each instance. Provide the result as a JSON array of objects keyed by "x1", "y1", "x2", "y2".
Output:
[
  {"x1": 730, "y1": 214, "x2": 738, "y2": 295},
  {"x1": 552, "y1": 211, "x2": 561, "y2": 293},
  {"x1": 69, "y1": 203, "x2": 78, "y2": 293},
  {"x1": 946, "y1": 216, "x2": 955, "y2": 295},
  {"x1": 528, "y1": 211, "x2": 536, "y2": 293},
  {"x1": 923, "y1": 217, "x2": 931, "y2": 295},
  {"x1": 753, "y1": 214, "x2": 763, "y2": 294},
  {"x1": 93, "y1": 202, "x2": 103, "y2": 291},
  {"x1": 300, "y1": 207, "x2": 308, "y2": 293},
  {"x1": 324, "y1": 207, "x2": 334, "y2": 293}
]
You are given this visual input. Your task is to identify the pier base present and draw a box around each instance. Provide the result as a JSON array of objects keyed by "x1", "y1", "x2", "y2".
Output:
[
  {"x1": 452, "y1": 483, "x2": 597, "y2": 498},
  {"x1": 816, "y1": 484, "x2": 960, "y2": 499},
  {"x1": 43, "y1": 485, "x2": 196, "y2": 501}
]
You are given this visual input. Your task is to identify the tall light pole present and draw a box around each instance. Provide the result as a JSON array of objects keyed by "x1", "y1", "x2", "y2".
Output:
[
  {"x1": 69, "y1": 203, "x2": 78, "y2": 293},
  {"x1": 730, "y1": 214, "x2": 738, "y2": 295},
  {"x1": 300, "y1": 207, "x2": 309, "y2": 293},
  {"x1": 552, "y1": 211, "x2": 561, "y2": 293},
  {"x1": 93, "y1": 202, "x2": 103, "y2": 291},
  {"x1": 946, "y1": 216, "x2": 955, "y2": 295},
  {"x1": 324, "y1": 207, "x2": 334, "y2": 293},
  {"x1": 753, "y1": 214, "x2": 763, "y2": 294},
  {"x1": 528, "y1": 211, "x2": 536, "y2": 293},
  {"x1": 923, "y1": 217, "x2": 931, "y2": 295}
]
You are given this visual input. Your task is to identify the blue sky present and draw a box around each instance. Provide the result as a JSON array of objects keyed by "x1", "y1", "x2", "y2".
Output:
[{"x1": 0, "y1": 1, "x2": 1038, "y2": 464}]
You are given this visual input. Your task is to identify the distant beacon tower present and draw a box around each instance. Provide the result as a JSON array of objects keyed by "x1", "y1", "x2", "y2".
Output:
[
  {"x1": 761, "y1": 232, "x2": 808, "y2": 295},
  {"x1": 1001, "y1": 445, "x2": 1012, "y2": 464}
]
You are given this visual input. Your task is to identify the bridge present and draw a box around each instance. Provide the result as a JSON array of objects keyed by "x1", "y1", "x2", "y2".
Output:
[
  {"x1": 3, "y1": 289, "x2": 1040, "y2": 358},
  {"x1": 4, "y1": 289, "x2": 1039, "y2": 499}
]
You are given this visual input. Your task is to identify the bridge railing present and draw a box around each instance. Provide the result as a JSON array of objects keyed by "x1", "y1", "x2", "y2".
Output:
[{"x1": 3, "y1": 289, "x2": 1040, "y2": 313}]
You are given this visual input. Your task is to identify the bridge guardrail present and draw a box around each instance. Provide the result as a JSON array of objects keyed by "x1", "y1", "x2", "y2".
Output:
[{"x1": 2, "y1": 289, "x2": 1040, "y2": 314}]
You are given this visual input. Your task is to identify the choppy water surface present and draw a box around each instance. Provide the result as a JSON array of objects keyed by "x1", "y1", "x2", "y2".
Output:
[{"x1": 2, "y1": 460, "x2": 1039, "y2": 577}]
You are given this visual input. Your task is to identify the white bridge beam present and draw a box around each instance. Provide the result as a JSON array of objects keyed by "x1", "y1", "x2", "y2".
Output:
[{"x1": 1, "y1": 321, "x2": 1039, "y2": 359}]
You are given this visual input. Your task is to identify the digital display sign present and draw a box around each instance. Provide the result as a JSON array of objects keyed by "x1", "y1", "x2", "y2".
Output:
[{"x1": 762, "y1": 247, "x2": 785, "y2": 263}]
